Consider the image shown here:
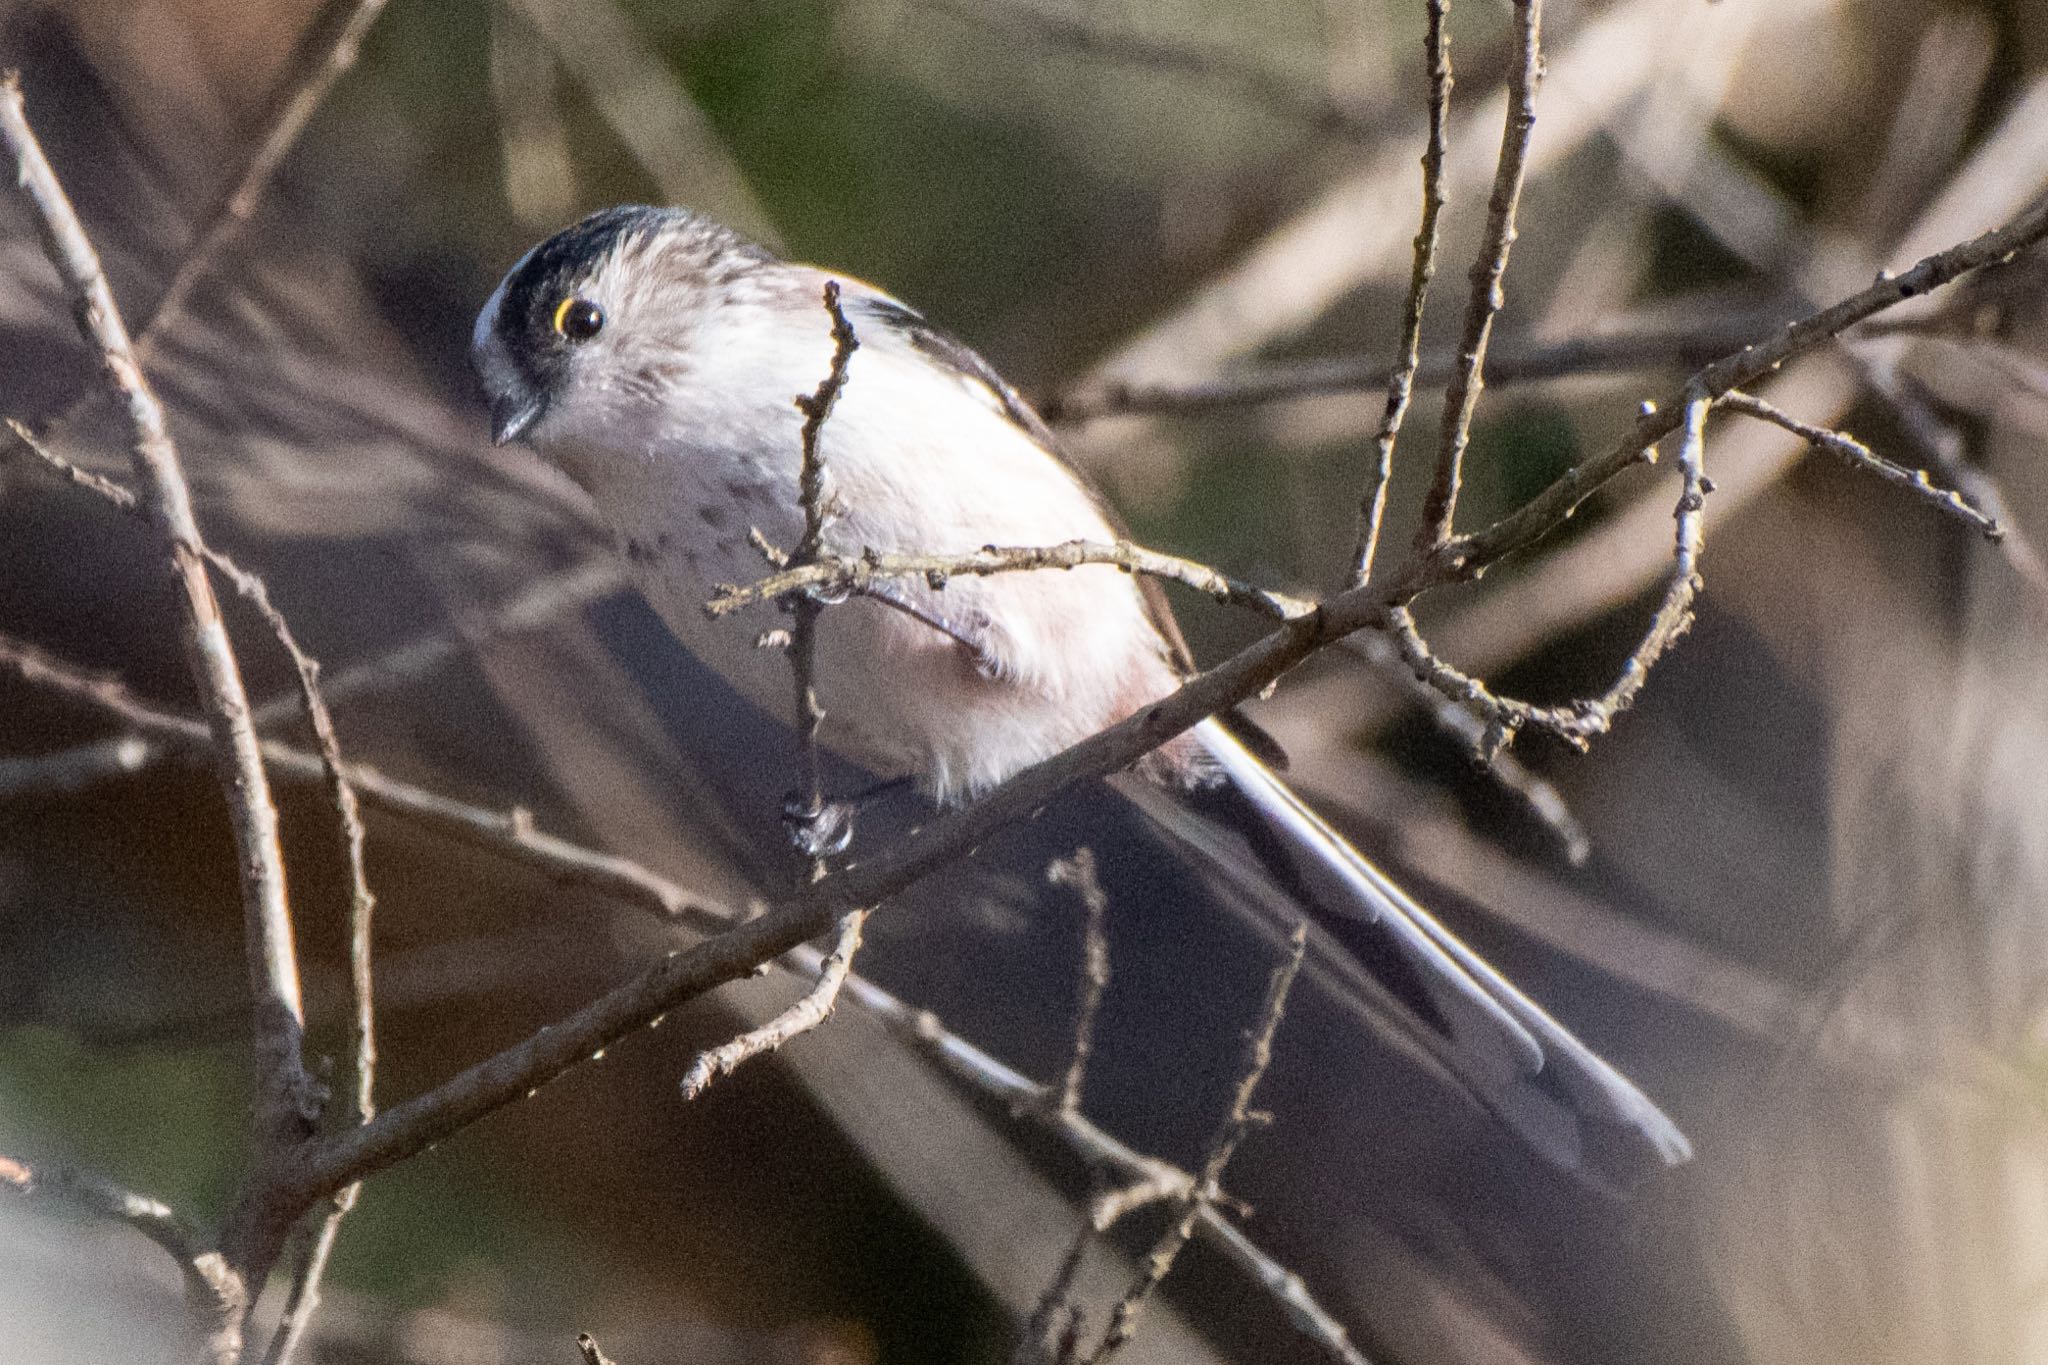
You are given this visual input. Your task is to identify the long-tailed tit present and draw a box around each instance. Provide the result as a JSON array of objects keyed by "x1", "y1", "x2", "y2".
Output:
[{"x1": 472, "y1": 206, "x2": 1692, "y2": 1181}]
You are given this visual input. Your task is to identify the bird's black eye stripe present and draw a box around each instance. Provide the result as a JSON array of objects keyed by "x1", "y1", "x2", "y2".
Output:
[{"x1": 553, "y1": 296, "x2": 605, "y2": 341}]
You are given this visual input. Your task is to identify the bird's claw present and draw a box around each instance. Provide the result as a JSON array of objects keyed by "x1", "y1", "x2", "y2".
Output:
[{"x1": 782, "y1": 793, "x2": 857, "y2": 858}]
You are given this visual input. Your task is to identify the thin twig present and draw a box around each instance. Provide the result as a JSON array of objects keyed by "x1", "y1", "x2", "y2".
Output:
[
  {"x1": 676, "y1": 282, "x2": 868, "y2": 1100},
  {"x1": 1014, "y1": 1179, "x2": 1185, "y2": 1365},
  {"x1": 678, "y1": 908, "x2": 869, "y2": 1100},
  {"x1": 780, "y1": 282, "x2": 860, "y2": 874},
  {"x1": 0, "y1": 631, "x2": 721, "y2": 927},
  {"x1": 30, "y1": 0, "x2": 393, "y2": 447},
  {"x1": 0, "y1": 1152, "x2": 206, "y2": 1279},
  {"x1": 259, "y1": 1209, "x2": 349, "y2": 1365},
  {"x1": 1343, "y1": 628, "x2": 1591, "y2": 863},
  {"x1": 1013, "y1": 1216, "x2": 1095, "y2": 1365},
  {"x1": 200, "y1": 557, "x2": 378, "y2": 1125},
  {"x1": 0, "y1": 1152, "x2": 244, "y2": 1353},
  {"x1": 1041, "y1": 307, "x2": 1792, "y2": 423},
  {"x1": 1863, "y1": 362, "x2": 2048, "y2": 596},
  {"x1": 1719, "y1": 389, "x2": 2003, "y2": 540},
  {"x1": 0, "y1": 455, "x2": 622, "y2": 795},
  {"x1": 709, "y1": 540, "x2": 1312, "y2": 624},
  {"x1": 1407, "y1": 196, "x2": 2048, "y2": 603},
  {"x1": 0, "y1": 75, "x2": 314, "y2": 1301},
  {"x1": 1086, "y1": 927, "x2": 1308, "y2": 1365},
  {"x1": 5, "y1": 416, "x2": 136, "y2": 505},
  {"x1": 198, "y1": 558, "x2": 375, "y2": 1365},
  {"x1": 1354, "y1": 0, "x2": 1450, "y2": 587},
  {"x1": 1048, "y1": 850, "x2": 1113, "y2": 1115},
  {"x1": 838, "y1": 969, "x2": 1368, "y2": 1365},
  {"x1": 1414, "y1": 0, "x2": 1544, "y2": 551},
  {"x1": 1388, "y1": 386, "x2": 1713, "y2": 751}
]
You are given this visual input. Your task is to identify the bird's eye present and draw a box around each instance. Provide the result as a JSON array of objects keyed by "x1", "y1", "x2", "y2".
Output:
[{"x1": 552, "y1": 296, "x2": 605, "y2": 341}]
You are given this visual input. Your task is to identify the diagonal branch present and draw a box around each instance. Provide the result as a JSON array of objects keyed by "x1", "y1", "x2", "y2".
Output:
[{"x1": 1719, "y1": 388, "x2": 2003, "y2": 539}]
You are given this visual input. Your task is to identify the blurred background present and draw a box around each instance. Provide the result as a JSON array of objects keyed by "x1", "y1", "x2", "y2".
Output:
[{"x1": 2, "y1": 0, "x2": 2047, "y2": 1361}]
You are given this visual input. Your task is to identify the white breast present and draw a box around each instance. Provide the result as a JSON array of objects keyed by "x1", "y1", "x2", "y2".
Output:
[{"x1": 542, "y1": 283, "x2": 1184, "y2": 803}]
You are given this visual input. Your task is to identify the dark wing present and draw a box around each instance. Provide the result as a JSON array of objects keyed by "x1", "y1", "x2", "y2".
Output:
[{"x1": 843, "y1": 293, "x2": 1289, "y2": 769}]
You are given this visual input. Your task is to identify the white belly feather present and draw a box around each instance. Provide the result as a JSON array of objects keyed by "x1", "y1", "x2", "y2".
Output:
[{"x1": 546, "y1": 301, "x2": 1182, "y2": 803}]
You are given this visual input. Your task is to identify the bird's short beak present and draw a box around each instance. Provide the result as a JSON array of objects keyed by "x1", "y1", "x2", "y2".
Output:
[{"x1": 490, "y1": 391, "x2": 547, "y2": 447}]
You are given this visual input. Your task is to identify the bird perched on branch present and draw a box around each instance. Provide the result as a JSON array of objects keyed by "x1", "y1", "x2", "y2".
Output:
[{"x1": 472, "y1": 205, "x2": 1691, "y2": 1183}]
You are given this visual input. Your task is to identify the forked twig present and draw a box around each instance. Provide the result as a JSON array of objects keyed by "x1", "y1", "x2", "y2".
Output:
[
  {"x1": 1083, "y1": 927, "x2": 1309, "y2": 1364},
  {"x1": 678, "y1": 908, "x2": 870, "y2": 1100},
  {"x1": 1413, "y1": 0, "x2": 1544, "y2": 551},
  {"x1": 1354, "y1": 0, "x2": 1451, "y2": 587}
]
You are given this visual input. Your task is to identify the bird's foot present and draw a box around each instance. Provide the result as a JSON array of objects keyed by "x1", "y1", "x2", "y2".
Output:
[{"x1": 782, "y1": 792, "x2": 858, "y2": 859}]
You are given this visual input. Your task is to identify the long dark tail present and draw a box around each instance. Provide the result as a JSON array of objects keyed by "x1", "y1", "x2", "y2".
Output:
[{"x1": 1121, "y1": 718, "x2": 1692, "y2": 1185}]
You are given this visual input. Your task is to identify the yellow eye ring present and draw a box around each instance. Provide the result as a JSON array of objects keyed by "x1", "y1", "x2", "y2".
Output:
[{"x1": 553, "y1": 296, "x2": 605, "y2": 341}]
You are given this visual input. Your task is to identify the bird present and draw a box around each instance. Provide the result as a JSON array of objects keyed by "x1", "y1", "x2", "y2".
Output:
[{"x1": 471, "y1": 204, "x2": 1692, "y2": 1183}]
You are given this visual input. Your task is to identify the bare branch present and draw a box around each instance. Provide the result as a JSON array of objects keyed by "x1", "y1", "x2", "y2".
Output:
[
  {"x1": 1047, "y1": 850, "x2": 1113, "y2": 1115},
  {"x1": 1414, "y1": 0, "x2": 1544, "y2": 550},
  {"x1": 0, "y1": 1152, "x2": 243, "y2": 1354},
  {"x1": 678, "y1": 908, "x2": 869, "y2": 1101},
  {"x1": 1862, "y1": 362, "x2": 2048, "y2": 597},
  {"x1": 1353, "y1": 0, "x2": 1450, "y2": 587},
  {"x1": 5, "y1": 416, "x2": 136, "y2": 505},
  {"x1": 0, "y1": 72, "x2": 314, "y2": 1187},
  {"x1": 1389, "y1": 387, "x2": 1713, "y2": 751},
  {"x1": 1719, "y1": 389, "x2": 2003, "y2": 540},
  {"x1": 197, "y1": 560, "x2": 375, "y2": 1365},
  {"x1": 1343, "y1": 629, "x2": 1591, "y2": 864},
  {"x1": 1411, "y1": 197, "x2": 2048, "y2": 601},
  {"x1": 709, "y1": 540, "x2": 1312, "y2": 624},
  {"x1": 1040, "y1": 308, "x2": 1791, "y2": 423},
  {"x1": 0, "y1": 1151, "x2": 205, "y2": 1273},
  {"x1": 1086, "y1": 927, "x2": 1308, "y2": 1365},
  {"x1": 25, "y1": 0, "x2": 395, "y2": 440},
  {"x1": 0, "y1": 630, "x2": 722, "y2": 927},
  {"x1": 259, "y1": 1205, "x2": 350, "y2": 1365},
  {"x1": 836, "y1": 964, "x2": 1368, "y2": 1365}
]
